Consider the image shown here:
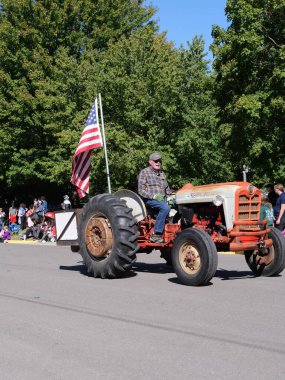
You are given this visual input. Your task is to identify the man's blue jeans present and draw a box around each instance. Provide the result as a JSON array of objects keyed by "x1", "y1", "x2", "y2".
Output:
[{"x1": 145, "y1": 199, "x2": 171, "y2": 234}]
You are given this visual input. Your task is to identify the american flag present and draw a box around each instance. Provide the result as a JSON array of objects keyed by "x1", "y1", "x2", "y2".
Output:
[{"x1": 71, "y1": 99, "x2": 103, "y2": 198}]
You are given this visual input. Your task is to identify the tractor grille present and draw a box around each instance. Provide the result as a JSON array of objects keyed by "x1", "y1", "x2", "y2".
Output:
[{"x1": 237, "y1": 194, "x2": 259, "y2": 221}]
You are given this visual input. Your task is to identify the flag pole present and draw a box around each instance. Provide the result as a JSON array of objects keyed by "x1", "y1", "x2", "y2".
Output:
[{"x1": 98, "y1": 93, "x2": 112, "y2": 194}]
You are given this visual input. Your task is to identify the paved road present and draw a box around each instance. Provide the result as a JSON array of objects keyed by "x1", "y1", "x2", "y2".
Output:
[{"x1": 0, "y1": 243, "x2": 285, "y2": 380}]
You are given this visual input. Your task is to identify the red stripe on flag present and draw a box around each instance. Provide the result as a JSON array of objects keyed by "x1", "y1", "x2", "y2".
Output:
[
  {"x1": 70, "y1": 99, "x2": 103, "y2": 198},
  {"x1": 77, "y1": 135, "x2": 97, "y2": 146},
  {"x1": 73, "y1": 152, "x2": 91, "y2": 188},
  {"x1": 74, "y1": 154, "x2": 91, "y2": 189},
  {"x1": 78, "y1": 128, "x2": 101, "y2": 144},
  {"x1": 75, "y1": 143, "x2": 103, "y2": 156},
  {"x1": 81, "y1": 126, "x2": 101, "y2": 136}
]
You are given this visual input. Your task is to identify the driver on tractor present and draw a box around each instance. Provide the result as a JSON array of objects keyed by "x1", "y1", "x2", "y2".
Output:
[{"x1": 138, "y1": 152, "x2": 172, "y2": 243}]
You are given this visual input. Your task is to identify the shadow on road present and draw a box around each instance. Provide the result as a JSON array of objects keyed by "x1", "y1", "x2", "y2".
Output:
[
  {"x1": 133, "y1": 261, "x2": 174, "y2": 274},
  {"x1": 59, "y1": 263, "x2": 88, "y2": 275},
  {"x1": 168, "y1": 268, "x2": 256, "y2": 286},
  {"x1": 167, "y1": 277, "x2": 214, "y2": 286},
  {"x1": 59, "y1": 262, "x2": 137, "y2": 279},
  {"x1": 215, "y1": 268, "x2": 254, "y2": 280},
  {"x1": 215, "y1": 269, "x2": 283, "y2": 281}
]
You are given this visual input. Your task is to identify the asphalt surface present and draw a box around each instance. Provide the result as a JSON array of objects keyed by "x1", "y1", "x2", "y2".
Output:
[{"x1": 1, "y1": 243, "x2": 285, "y2": 380}]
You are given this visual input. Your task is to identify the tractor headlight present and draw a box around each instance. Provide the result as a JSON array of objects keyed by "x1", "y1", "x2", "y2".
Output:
[
  {"x1": 247, "y1": 185, "x2": 255, "y2": 195},
  {"x1": 213, "y1": 195, "x2": 223, "y2": 207}
]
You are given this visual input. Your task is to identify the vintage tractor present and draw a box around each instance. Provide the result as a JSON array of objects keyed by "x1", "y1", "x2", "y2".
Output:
[{"x1": 55, "y1": 182, "x2": 285, "y2": 286}]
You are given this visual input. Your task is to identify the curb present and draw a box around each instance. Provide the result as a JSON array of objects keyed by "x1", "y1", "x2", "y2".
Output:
[
  {"x1": 219, "y1": 251, "x2": 244, "y2": 255},
  {"x1": 7, "y1": 240, "x2": 37, "y2": 244},
  {"x1": 5, "y1": 240, "x2": 56, "y2": 246}
]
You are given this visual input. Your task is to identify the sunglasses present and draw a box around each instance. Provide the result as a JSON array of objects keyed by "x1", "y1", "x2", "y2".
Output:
[{"x1": 154, "y1": 159, "x2": 162, "y2": 163}]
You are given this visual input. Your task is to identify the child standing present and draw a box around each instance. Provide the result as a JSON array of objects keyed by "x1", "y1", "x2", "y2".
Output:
[
  {"x1": 260, "y1": 195, "x2": 274, "y2": 226},
  {"x1": 9, "y1": 201, "x2": 18, "y2": 224},
  {"x1": 61, "y1": 195, "x2": 71, "y2": 210},
  {"x1": 18, "y1": 203, "x2": 27, "y2": 229}
]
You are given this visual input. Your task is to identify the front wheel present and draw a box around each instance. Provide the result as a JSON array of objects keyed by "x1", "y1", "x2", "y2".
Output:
[
  {"x1": 172, "y1": 228, "x2": 218, "y2": 286},
  {"x1": 245, "y1": 227, "x2": 285, "y2": 276}
]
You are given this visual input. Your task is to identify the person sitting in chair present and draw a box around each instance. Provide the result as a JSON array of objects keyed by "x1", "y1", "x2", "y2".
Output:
[{"x1": 138, "y1": 152, "x2": 172, "y2": 243}]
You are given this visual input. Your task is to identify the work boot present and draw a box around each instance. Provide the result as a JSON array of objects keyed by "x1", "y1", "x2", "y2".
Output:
[{"x1": 150, "y1": 233, "x2": 164, "y2": 244}]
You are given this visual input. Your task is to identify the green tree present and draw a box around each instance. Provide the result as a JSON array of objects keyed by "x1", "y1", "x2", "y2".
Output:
[
  {"x1": 88, "y1": 32, "x2": 226, "y2": 193},
  {"x1": 212, "y1": 0, "x2": 285, "y2": 184},
  {"x1": 174, "y1": 36, "x2": 233, "y2": 187},
  {"x1": 88, "y1": 25, "x2": 183, "y2": 192},
  {"x1": 0, "y1": 0, "x2": 233, "y2": 200},
  {"x1": 0, "y1": 0, "x2": 155, "y2": 197}
]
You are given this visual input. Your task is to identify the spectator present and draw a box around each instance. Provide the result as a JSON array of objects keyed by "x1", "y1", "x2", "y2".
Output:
[
  {"x1": 40, "y1": 220, "x2": 56, "y2": 243},
  {"x1": 61, "y1": 195, "x2": 71, "y2": 211},
  {"x1": 26, "y1": 205, "x2": 36, "y2": 227},
  {"x1": 30, "y1": 205, "x2": 40, "y2": 223},
  {"x1": 274, "y1": 184, "x2": 285, "y2": 231},
  {"x1": 0, "y1": 225, "x2": 11, "y2": 243},
  {"x1": 265, "y1": 184, "x2": 279, "y2": 207},
  {"x1": 22, "y1": 220, "x2": 43, "y2": 240},
  {"x1": 0, "y1": 208, "x2": 6, "y2": 230},
  {"x1": 36, "y1": 200, "x2": 44, "y2": 218},
  {"x1": 18, "y1": 203, "x2": 27, "y2": 230},
  {"x1": 260, "y1": 195, "x2": 274, "y2": 226},
  {"x1": 33, "y1": 197, "x2": 39, "y2": 208},
  {"x1": 25, "y1": 204, "x2": 42, "y2": 234},
  {"x1": 9, "y1": 201, "x2": 18, "y2": 224},
  {"x1": 40, "y1": 196, "x2": 48, "y2": 214}
]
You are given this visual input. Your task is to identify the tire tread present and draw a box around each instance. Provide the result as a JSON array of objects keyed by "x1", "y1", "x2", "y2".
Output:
[{"x1": 78, "y1": 194, "x2": 138, "y2": 278}]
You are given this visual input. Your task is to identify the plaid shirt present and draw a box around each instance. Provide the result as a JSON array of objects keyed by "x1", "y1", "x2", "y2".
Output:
[{"x1": 138, "y1": 166, "x2": 171, "y2": 199}]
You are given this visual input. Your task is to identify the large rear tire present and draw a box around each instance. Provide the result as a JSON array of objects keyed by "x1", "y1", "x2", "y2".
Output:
[
  {"x1": 245, "y1": 227, "x2": 285, "y2": 276},
  {"x1": 172, "y1": 228, "x2": 218, "y2": 286},
  {"x1": 78, "y1": 194, "x2": 138, "y2": 278}
]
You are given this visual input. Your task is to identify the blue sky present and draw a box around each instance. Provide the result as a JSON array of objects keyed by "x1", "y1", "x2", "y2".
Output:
[{"x1": 145, "y1": 0, "x2": 229, "y2": 53}]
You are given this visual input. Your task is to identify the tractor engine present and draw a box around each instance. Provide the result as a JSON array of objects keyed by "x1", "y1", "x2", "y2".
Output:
[{"x1": 179, "y1": 202, "x2": 227, "y2": 239}]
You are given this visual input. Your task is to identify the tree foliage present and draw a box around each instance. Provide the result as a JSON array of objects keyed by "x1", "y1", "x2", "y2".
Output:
[
  {"x1": 212, "y1": 0, "x2": 285, "y2": 184},
  {"x1": 0, "y1": 0, "x2": 156, "y2": 196},
  {"x1": 175, "y1": 36, "x2": 233, "y2": 186},
  {"x1": 86, "y1": 31, "x2": 225, "y2": 192},
  {"x1": 2, "y1": 0, "x2": 282, "y2": 200},
  {"x1": 0, "y1": 0, "x2": 224, "y2": 199}
]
